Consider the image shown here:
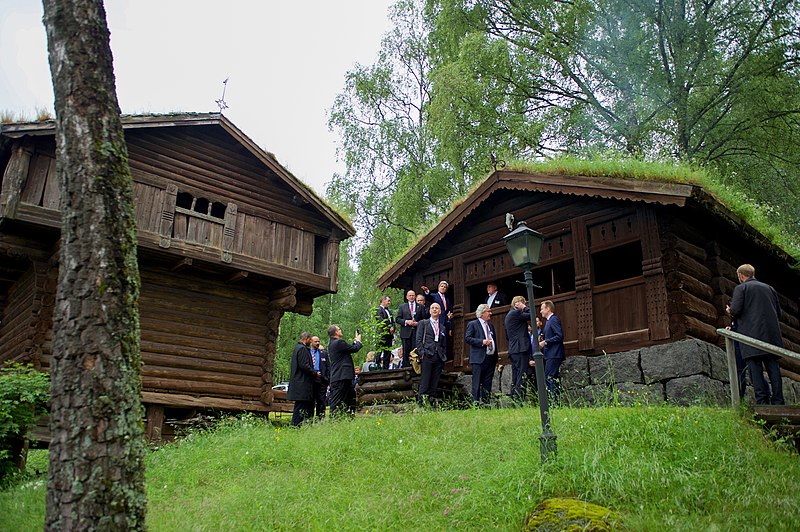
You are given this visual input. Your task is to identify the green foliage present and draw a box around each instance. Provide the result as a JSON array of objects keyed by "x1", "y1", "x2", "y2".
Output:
[
  {"x1": 3, "y1": 406, "x2": 800, "y2": 529},
  {"x1": 0, "y1": 364, "x2": 49, "y2": 481}
]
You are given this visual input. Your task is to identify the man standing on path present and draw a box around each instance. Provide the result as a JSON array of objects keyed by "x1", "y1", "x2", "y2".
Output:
[
  {"x1": 327, "y1": 324, "x2": 363, "y2": 416},
  {"x1": 396, "y1": 290, "x2": 423, "y2": 368},
  {"x1": 504, "y1": 296, "x2": 533, "y2": 402},
  {"x1": 309, "y1": 336, "x2": 330, "y2": 418},
  {"x1": 287, "y1": 332, "x2": 316, "y2": 426},
  {"x1": 375, "y1": 295, "x2": 395, "y2": 369},
  {"x1": 465, "y1": 303, "x2": 498, "y2": 405},
  {"x1": 539, "y1": 300, "x2": 565, "y2": 404},
  {"x1": 728, "y1": 264, "x2": 784, "y2": 405}
]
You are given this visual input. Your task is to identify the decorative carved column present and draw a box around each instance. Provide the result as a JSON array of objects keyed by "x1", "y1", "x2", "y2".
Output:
[
  {"x1": 0, "y1": 141, "x2": 34, "y2": 220},
  {"x1": 158, "y1": 183, "x2": 178, "y2": 248},
  {"x1": 221, "y1": 202, "x2": 237, "y2": 263},
  {"x1": 571, "y1": 218, "x2": 594, "y2": 351},
  {"x1": 637, "y1": 206, "x2": 670, "y2": 340}
]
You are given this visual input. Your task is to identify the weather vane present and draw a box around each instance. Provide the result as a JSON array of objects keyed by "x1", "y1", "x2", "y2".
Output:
[{"x1": 215, "y1": 77, "x2": 230, "y2": 113}]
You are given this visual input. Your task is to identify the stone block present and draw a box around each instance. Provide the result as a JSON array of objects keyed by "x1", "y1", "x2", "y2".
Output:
[
  {"x1": 665, "y1": 375, "x2": 727, "y2": 406},
  {"x1": 589, "y1": 350, "x2": 642, "y2": 384},
  {"x1": 641, "y1": 339, "x2": 711, "y2": 383},
  {"x1": 781, "y1": 377, "x2": 797, "y2": 405},
  {"x1": 560, "y1": 356, "x2": 590, "y2": 389},
  {"x1": 707, "y1": 343, "x2": 731, "y2": 382}
]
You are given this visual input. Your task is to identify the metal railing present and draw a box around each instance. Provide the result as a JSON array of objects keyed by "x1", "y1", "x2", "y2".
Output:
[{"x1": 716, "y1": 328, "x2": 800, "y2": 406}]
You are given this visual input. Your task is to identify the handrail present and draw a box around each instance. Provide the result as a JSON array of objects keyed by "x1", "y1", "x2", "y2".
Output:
[{"x1": 716, "y1": 328, "x2": 800, "y2": 406}]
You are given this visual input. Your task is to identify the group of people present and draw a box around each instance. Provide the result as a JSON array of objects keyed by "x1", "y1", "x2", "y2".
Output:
[
  {"x1": 391, "y1": 280, "x2": 566, "y2": 408},
  {"x1": 287, "y1": 325, "x2": 364, "y2": 426},
  {"x1": 288, "y1": 261, "x2": 785, "y2": 424},
  {"x1": 287, "y1": 279, "x2": 567, "y2": 423}
]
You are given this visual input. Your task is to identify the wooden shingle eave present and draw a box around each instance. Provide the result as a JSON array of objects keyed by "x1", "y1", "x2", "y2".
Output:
[{"x1": 377, "y1": 170, "x2": 697, "y2": 290}]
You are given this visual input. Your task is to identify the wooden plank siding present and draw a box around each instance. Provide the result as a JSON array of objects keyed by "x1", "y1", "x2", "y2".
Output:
[{"x1": 10, "y1": 131, "x2": 336, "y2": 292}]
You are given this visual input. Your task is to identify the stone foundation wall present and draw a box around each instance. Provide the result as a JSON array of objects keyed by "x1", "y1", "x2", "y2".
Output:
[{"x1": 476, "y1": 339, "x2": 800, "y2": 406}]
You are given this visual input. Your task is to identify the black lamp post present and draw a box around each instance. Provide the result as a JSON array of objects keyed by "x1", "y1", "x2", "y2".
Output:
[{"x1": 503, "y1": 219, "x2": 557, "y2": 463}]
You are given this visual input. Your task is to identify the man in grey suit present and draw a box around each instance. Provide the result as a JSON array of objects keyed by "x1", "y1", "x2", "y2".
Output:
[
  {"x1": 728, "y1": 264, "x2": 784, "y2": 405},
  {"x1": 415, "y1": 302, "x2": 447, "y2": 406},
  {"x1": 396, "y1": 289, "x2": 424, "y2": 368},
  {"x1": 465, "y1": 303, "x2": 498, "y2": 405},
  {"x1": 504, "y1": 295, "x2": 533, "y2": 402}
]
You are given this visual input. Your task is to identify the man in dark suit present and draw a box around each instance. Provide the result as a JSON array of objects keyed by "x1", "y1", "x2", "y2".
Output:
[
  {"x1": 422, "y1": 280, "x2": 454, "y2": 335},
  {"x1": 327, "y1": 324, "x2": 363, "y2": 416},
  {"x1": 309, "y1": 335, "x2": 330, "y2": 418},
  {"x1": 486, "y1": 282, "x2": 507, "y2": 308},
  {"x1": 465, "y1": 303, "x2": 498, "y2": 405},
  {"x1": 415, "y1": 302, "x2": 447, "y2": 406},
  {"x1": 538, "y1": 300, "x2": 565, "y2": 404},
  {"x1": 728, "y1": 264, "x2": 784, "y2": 405},
  {"x1": 287, "y1": 332, "x2": 316, "y2": 426},
  {"x1": 396, "y1": 289, "x2": 424, "y2": 368},
  {"x1": 504, "y1": 295, "x2": 533, "y2": 402},
  {"x1": 375, "y1": 295, "x2": 395, "y2": 369}
]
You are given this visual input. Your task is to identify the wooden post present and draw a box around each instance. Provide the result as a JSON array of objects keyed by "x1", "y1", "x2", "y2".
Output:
[
  {"x1": 725, "y1": 336, "x2": 740, "y2": 407},
  {"x1": 158, "y1": 183, "x2": 178, "y2": 248},
  {"x1": 144, "y1": 404, "x2": 165, "y2": 442}
]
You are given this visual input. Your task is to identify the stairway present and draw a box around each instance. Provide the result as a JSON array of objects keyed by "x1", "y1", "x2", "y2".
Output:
[{"x1": 752, "y1": 405, "x2": 800, "y2": 452}]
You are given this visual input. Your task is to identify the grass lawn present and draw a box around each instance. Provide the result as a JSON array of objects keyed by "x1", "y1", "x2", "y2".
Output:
[{"x1": 1, "y1": 404, "x2": 798, "y2": 530}]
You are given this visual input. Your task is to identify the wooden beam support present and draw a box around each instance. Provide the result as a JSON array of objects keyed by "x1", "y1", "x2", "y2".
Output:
[
  {"x1": 170, "y1": 257, "x2": 192, "y2": 272},
  {"x1": 226, "y1": 270, "x2": 248, "y2": 284}
]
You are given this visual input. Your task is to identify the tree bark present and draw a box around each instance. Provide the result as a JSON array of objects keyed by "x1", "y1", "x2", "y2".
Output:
[{"x1": 42, "y1": 0, "x2": 146, "y2": 529}]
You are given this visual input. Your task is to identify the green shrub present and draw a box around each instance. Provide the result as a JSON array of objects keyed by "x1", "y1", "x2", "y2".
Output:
[{"x1": 0, "y1": 363, "x2": 50, "y2": 482}]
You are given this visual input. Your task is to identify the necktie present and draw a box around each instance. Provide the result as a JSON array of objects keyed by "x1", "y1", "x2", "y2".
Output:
[
  {"x1": 441, "y1": 295, "x2": 447, "y2": 311},
  {"x1": 410, "y1": 302, "x2": 415, "y2": 314},
  {"x1": 484, "y1": 322, "x2": 493, "y2": 354}
]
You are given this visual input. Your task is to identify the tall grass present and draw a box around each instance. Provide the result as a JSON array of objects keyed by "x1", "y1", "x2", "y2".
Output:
[{"x1": 1, "y1": 405, "x2": 798, "y2": 530}]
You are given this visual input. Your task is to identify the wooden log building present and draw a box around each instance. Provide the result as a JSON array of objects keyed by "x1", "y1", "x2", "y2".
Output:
[
  {"x1": 378, "y1": 169, "x2": 800, "y2": 380},
  {"x1": 0, "y1": 113, "x2": 354, "y2": 438}
]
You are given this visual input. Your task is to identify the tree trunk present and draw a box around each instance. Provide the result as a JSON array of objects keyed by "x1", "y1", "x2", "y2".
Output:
[{"x1": 41, "y1": 0, "x2": 147, "y2": 529}]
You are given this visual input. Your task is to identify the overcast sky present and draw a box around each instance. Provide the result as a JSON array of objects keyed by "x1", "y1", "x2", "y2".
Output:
[{"x1": 0, "y1": 0, "x2": 394, "y2": 194}]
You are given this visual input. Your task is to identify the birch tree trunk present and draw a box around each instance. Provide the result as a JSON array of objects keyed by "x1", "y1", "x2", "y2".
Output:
[{"x1": 41, "y1": 0, "x2": 146, "y2": 529}]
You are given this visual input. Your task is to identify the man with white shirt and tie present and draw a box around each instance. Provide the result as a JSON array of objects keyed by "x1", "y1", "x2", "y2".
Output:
[
  {"x1": 375, "y1": 295, "x2": 395, "y2": 369},
  {"x1": 465, "y1": 303, "x2": 498, "y2": 406},
  {"x1": 416, "y1": 302, "x2": 447, "y2": 406},
  {"x1": 395, "y1": 290, "x2": 424, "y2": 368}
]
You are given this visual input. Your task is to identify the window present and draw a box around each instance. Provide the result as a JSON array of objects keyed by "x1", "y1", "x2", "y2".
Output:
[
  {"x1": 175, "y1": 191, "x2": 226, "y2": 220},
  {"x1": 592, "y1": 241, "x2": 643, "y2": 285}
]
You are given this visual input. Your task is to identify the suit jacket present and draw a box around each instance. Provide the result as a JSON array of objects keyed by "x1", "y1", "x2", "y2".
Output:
[
  {"x1": 395, "y1": 301, "x2": 425, "y2": 339},
  {"x1": 542, "y1": 314, "x2": 565, "y2": 361},
  {"x1": 310, "y1": 347, "x2": 329, "y2": 384},
  {"x1": 465, "y1": 318, "x2": 497, "y2": 365},
  {"x1": 730, "y1": 277, "x2": 783, "y2": 359},
  {"x1": 424, "y1": 291, "x2": 453, "y2": 331},
  {"x1": 504, "y1": 307, "x2": 532, "y2": 355},
  {"x1": 375, "y1": 305, "x2": 394, "y2": 347},
  {"x1": 328, "y1": 337, "x2": 363, "y2": 382},
  {"x1": 287, "y1": 342, "x2": 315, "y2": 401},
  {"x1": 416, "y1": 317, "x2": 447, "y2": 361},
  {"x1": 487, "y1": 292, "x2": 508, "y2": 308}
]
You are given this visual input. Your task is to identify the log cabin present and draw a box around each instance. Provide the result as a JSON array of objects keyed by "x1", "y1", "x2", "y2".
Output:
[
  {"x1": 378, "y1": 168, "x2": 800, "y2": 380},
  {"x1": 0, "y1": 113, "x2": 354, "y2": 439}
]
